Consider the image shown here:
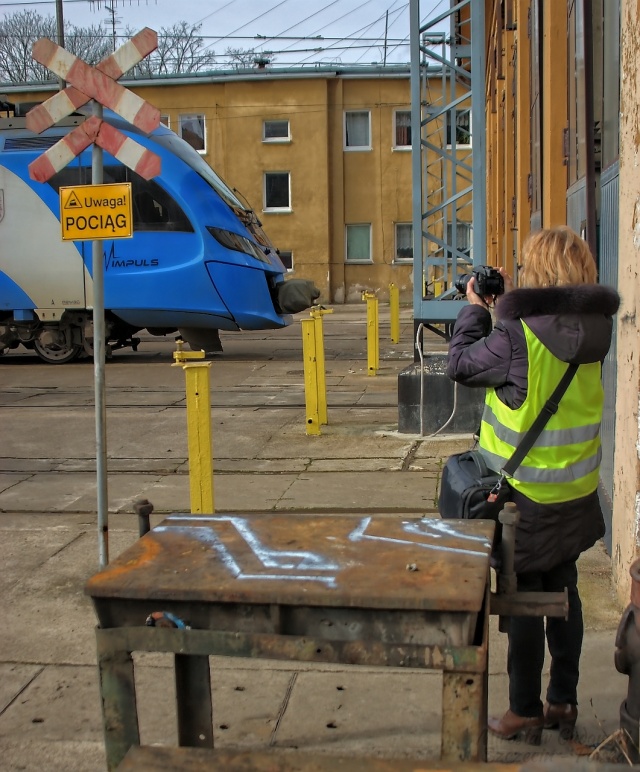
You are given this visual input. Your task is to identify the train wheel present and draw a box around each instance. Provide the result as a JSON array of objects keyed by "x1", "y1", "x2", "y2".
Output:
[{"x1": 33, "y1": 327, "x2": 82, "y2": 364}]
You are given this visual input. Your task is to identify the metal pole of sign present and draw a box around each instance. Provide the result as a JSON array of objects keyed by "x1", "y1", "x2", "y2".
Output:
[
  {"x1": 92, "y1": 101, "x2": 109, "y2": 568},
  {"x1": 25, "y1": 30, "x2": 161, "y2": 568}
]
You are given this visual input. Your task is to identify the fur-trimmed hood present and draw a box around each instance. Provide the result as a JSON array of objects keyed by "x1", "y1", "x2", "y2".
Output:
[
  {"x1": 496, "y1": 284, "x2": 620, "y2": 365},
  {"x1": 496, "y1": 284, "x2": 620, "y2": 321}
]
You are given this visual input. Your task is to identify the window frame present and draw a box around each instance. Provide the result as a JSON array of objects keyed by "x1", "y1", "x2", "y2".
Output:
[
  {"x1": 345, "y1": 223, "x2": 372, "y2": 263},
  {"x1": 160, "y1": 114, "x2": 170, "y2": 128},
  {"x1": 344, "y1": 110, "x2": 372, "y2": 151},
  {"x1": 394, "y1": 222, "x2": 413, "y2": 262},
  {"x1": 278, "y1": 250, "x2": 294, "y2": 272},
  {"x1": 178, "y1": 113, "x2": 206, "y2": 155},
  {"x1": 393, "y1": 109, "x2": 412, "y2": 150},
  {"x1": 263, "y1": 119, "x2": 291, "y2": 143},
  {"x1": 263, "y1": 171, "x2": 292, "y2": 212},
  {"x1": 446, "y1": 221, "x2": 473, "y2": 262}
]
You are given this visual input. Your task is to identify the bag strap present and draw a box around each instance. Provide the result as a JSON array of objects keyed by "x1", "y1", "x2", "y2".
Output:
[{"x1": 502, "y1": 363, "x2": 579, "y2": 477}]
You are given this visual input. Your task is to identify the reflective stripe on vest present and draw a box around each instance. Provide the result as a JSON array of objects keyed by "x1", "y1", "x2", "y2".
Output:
[{"x1": 478, "y1": 321, "x2": 603, "y2": 504}]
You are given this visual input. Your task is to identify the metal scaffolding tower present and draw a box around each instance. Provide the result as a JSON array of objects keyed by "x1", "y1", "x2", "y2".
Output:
[{"x1": 410, "y1": 0, "x2": 486, "y2": 337}]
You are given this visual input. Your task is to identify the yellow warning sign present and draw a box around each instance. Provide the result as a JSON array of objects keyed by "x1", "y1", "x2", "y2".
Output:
[{"x1": 59, "y1": 183, "x2": 133, "y2": 241}]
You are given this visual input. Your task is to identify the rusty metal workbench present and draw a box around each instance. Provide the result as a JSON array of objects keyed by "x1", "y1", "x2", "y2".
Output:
[{"x1": 85, "y1": 513, "x2": 495, "y2": 771}]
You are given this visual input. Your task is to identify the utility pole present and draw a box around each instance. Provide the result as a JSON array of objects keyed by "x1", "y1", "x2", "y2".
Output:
[
  {"x1": 104, "y1": 4, "x2": 119, "y2": 52},
  {"x1": 55, "y1": 0, "x2": 65, "y2": 89},
  {"x1": 383, "y1": 10, "x2": 389, "y2": 66}
]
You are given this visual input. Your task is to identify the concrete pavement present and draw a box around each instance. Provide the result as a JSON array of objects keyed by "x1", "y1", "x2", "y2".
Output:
[{"x1": 0, "y1": 304, "x2": 630, "y2": 770}]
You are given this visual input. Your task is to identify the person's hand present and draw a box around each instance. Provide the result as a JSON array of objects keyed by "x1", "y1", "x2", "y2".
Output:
[
  {"x1": 498, "y1": 266, "x2": 514, "y2": 293},
  {"x1": 465, "y1": 276, "x2": 493, "y2": 308}
]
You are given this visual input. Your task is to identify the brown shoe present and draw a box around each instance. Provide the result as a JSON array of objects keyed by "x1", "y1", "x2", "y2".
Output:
[
  {"x1": 488, "y1": 709, "x2": 543, "y2": 745},
  {"x1": 544, "y1": 702, "x2": 577, "y2": 739}
]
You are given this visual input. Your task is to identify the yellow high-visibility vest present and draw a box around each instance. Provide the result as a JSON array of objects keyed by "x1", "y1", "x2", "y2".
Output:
[{"x1": 479, "y1": 322, "x2": 603, "y2": 504}]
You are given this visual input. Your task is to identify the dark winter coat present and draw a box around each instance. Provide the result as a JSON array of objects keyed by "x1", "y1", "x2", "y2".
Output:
[{"x1": 447, "y1": 284, "x2": 620, "y2": 574}]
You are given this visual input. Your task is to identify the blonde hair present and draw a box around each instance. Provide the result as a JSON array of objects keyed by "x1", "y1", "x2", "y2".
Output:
[{"x1": 520, "y1": 226, "x2": 598, "y2": 288}]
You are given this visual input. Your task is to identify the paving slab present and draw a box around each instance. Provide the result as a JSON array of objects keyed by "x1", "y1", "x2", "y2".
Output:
[
  {"x1": 0, "y1": 664, "x2": 43, "y2": 714},
  {"x1": 140, "y1": 473, "x2": 299, "y2": 513},
  {"x1": 0, "y1": 307, "x2": 629, "y2": 772},
  {"x1": 0, "y1": 472, "x2": 33, "y2": 494},
  {"x1": 275, "y1": 669, "x2": 442, "y2": 758},
  {"x1": 307, "y1": 458, "x2": 405, "y2": 472},
  {"x1": 56, "y1": 457, "x2": 186, "y2": 474},
  {"x1": 0, "y1": 525, "x2": 81, "y2": 591},
  {"x1": 1, "y1": 740, "x2": 106, "y2": 772},
  {"x1": 259, "y1": 428, "x2": 413, "y2": 461},
  {"x1": 412, "y1": 435, "x2": 477, "y2": 457},
  {"x1": 277, "y1": 472, "x2": 439, "y2": 511},
  {"x1": 0, "y1": 472, "x2": 166, "y2": 514},
  {"x1": 2, "y1": 528, "x2": 136, "y2": 665},
  {"x1": 213, "y1": 458, "x2": 310, "y2": 473},
  {"x1": 0, "y1": 458, "x2": 59, "y2": 472},
  {"x1": 0, "y1": 665, "x2": 104, "y2": 743},
  {"x1": 133, "y1": 661, "x2": 296, "y2": 748}
]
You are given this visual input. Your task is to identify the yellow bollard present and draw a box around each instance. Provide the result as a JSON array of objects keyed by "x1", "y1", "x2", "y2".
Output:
[
  {"x1": 301, "y1": 318, "x2": 321, "y2": 435},
  {"x1": 362, "y1": 291, "x2": 379, "y2": 376},
  {"x1": 172, "y1": 341, "x2": 214, "y2": 514},
  {"x1": 309, "y1": 306, "x2": 333, "y2": 426},
  {"x1": 389, "y1": 283, "x2": 400, "y2": 344}
]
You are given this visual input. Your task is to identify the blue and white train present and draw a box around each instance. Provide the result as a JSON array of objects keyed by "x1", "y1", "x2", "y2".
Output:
[{"x1": 0, "y1": 101, "x2": 317, "y2": 362}]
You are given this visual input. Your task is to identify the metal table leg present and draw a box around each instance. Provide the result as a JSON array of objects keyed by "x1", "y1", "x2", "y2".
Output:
[
  {"x1": 97, "y1": 630, "x2": 141, "y2": 772},
  {"x1": 175, "y1": 653, "x2": 214, "y2": 748}
]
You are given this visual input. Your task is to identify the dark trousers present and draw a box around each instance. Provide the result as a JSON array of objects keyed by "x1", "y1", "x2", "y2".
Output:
[{"x1": 507, "y1": 559, "x2": 583, "y2": 717}]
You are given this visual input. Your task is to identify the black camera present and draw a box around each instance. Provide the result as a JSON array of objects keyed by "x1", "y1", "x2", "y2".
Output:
[{"x1": 455, "y1": 265, "x2": 504, "y2": 297}]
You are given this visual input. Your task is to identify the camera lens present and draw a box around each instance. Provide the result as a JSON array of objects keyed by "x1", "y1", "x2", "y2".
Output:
[{"x1": 455, "y1": 274, "x2": 472, "y2": 295}]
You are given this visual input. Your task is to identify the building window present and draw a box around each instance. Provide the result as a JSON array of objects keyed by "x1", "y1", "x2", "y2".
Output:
[
  {"x1": 446, "y1": 109, "x2": 471, "y2": 147},
  {"x1": 394, "y1": 110, "x2": 411, "y2": 148},
  {"x1": 264, "y1": 172, "x2": 291, "y2": 211},
  {"x1": 395, "y1": 223, "x2": 413, "y2": 261},
  {"x1": 278, "y1": 250, "x2": 293, "y2": 271},
  {"x1": 344, "y1": 110, "x2": 371, "y2": 150},
  {"x1": 345, "y1": 224, "x2": 372, "y2": 262},
  {"x1": 263, "y1": 120, "x2": 290, "y2": 142},
  {"x1": 160, "y1": 114, "x2": 170, "y2": 128},
  {"x1": 179, "y1": 114, "x2": 206, "y2": 153},
  {"x1": 446, "y1": 222, "x2": 472, "y2": 260}
]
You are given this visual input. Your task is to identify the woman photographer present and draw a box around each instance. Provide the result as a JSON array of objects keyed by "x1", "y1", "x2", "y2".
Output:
[{"x1": 446, "y1": 226, "x2": 619, "y2": 744}]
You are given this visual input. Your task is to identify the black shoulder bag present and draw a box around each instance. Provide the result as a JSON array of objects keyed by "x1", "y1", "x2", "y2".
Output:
[{"x1": 438, "y1": 363, "x2": 578, "y2": 521}]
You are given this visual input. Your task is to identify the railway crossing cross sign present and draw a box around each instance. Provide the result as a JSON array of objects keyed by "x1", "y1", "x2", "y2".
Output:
[
  {"x1": 26, "y1": 28, "x2": 162, "y2": 182},
  {"x1": 23, "y1": 29, "x2": 164, "y2": 568}
]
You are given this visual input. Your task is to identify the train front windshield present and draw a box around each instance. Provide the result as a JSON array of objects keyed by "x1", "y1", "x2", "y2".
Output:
[{"x1": 152, "y1": 131, "x2": 245, "y2": 212}]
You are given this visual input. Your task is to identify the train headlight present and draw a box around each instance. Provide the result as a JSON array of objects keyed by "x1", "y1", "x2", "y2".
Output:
[{"x1": 207, "y1": 226, "x2": 270, "y2": 263}]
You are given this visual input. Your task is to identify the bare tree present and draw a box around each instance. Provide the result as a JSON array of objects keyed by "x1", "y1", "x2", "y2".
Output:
[
  {"x1": 0, "y1": 12, "x2": 216, "y2": 84},
  {"x1": 225, "y1": 47, "x2": 275, "y2": 70},
  {"x1": 0, "y1": 11, "x2": 57, "y2": 83},
  {"x1": 64, "y1": 27, "x2": 113, "y2": 67},
  {"x1": 129, "y1": 22, "x2": 217, "y2": 77}
]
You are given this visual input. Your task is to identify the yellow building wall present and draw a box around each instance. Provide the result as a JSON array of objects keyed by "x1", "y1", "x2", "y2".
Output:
[
  {"x1": 9, "y1": 72, "x2": 415, "y2": 305},
  {"x1": 486, "y1": 0, "x2": 529, "y2": 277},
  {"x1": 337, "y1": 78, "x2": 414, "y2": 303}
]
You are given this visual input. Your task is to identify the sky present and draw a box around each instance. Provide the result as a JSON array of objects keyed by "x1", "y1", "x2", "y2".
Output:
[{"x1": 0, "y1": 0, "x2": 445, "y2": 67}]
